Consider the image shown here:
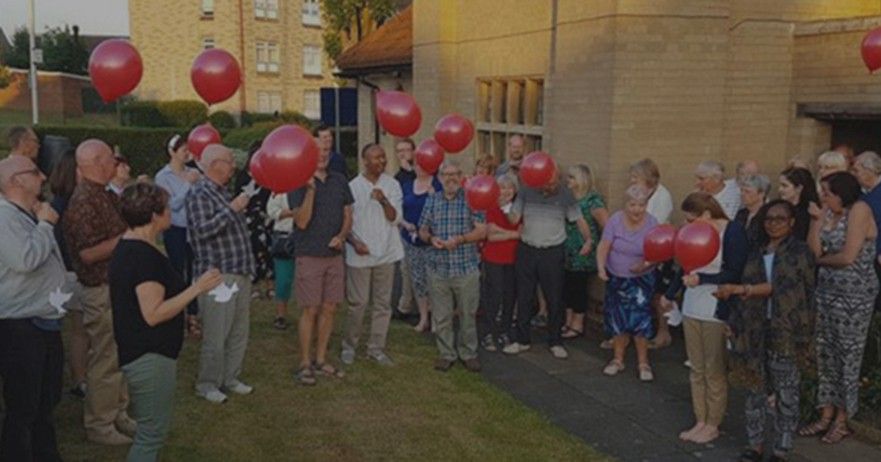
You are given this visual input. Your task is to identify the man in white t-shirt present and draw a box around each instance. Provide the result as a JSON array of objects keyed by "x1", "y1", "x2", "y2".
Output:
[
  {"x1": 695, "y1": 160, "x2": 740, "y2": 220},
  {"x1": 340, "y1": 144, "x2": 404, "y2": 366}
]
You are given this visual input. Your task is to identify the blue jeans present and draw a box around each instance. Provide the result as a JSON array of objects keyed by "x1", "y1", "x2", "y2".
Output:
[{"x1": 122, "y1": 353, "x2": 177, "y2": 462}]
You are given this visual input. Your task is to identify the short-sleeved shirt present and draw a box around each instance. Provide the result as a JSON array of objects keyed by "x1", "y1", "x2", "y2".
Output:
[
  {"x1": 512, "y1": 185, "x2": 581, "y2": 248},
  {"x1": 862, "y1": 181, "x2": 881, "y2": 256},
  {"x1": 63, "y1": 178, "x2": 127, "y2": 287},
  {"x1": 418, "y1": 189, "x2": 483, "y2": 277},
  {"x1": 345, "y1": 173, "x2": 404, "y2": 267},
  {"x1": 155, "y1": 164, "x2": 197, "y2": 228},
  {"x1": 287, "y1": 171, "x2": 355, "y2": 258},
  {"x1": 601, "y1": 211, "x2": 658, "y2": 278},
  {"x1": 110, "y1": 239, "x2": 187, "y2": 367},
  {"x1": 565, "y1": 191, "x2": 605, "y2": 272},
  {"x1": 715, "y1": 179, "x2": 742, "y2": 221},
  {"x1": 482, "y1": 206, "x2": 519, "y2": 265}
]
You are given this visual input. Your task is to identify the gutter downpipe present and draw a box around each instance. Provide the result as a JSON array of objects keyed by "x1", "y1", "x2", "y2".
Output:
[{"x1": 358, "y1": 76, "x2": 381, "y2": 144}]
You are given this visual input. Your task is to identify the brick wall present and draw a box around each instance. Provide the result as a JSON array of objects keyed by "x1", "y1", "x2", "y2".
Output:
[{"x1": 0, "y1": 70, "x2": 89, "y2": 118}]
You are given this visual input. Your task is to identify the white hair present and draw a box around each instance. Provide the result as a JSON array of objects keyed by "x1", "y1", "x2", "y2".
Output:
[
  {"x1": 696, "y1": 160, "x2": 725, "y2": 179},
  {"x1": 855, "y1": 151, "x2": 881, "y2": 176}
]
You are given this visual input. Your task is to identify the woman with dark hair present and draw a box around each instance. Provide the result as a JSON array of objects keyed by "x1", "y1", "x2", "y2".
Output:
[
  {"x1": 154, "y1": 134, "x2": 200, "y2": 283},
  {"x1": 661, "y1": 192, "x2": 748, "y2": 444},
  {"x1": 778, "y1": 167, "x2": 819, "y2": 241},
  {"x1": 109, "y1": 183, "x2": 221, "y2": 461},
  {"x1": 800, "y1": 172, "x2": 878, "y2": 444},
  {"x1": 716, "y1": 200, "x2": 816, "y2": 462},
  {"x1": 48, "y1": 148, "x2": 90, "y2": 398},
  {"x1": 234, "y1": 141, "x2": 274, "y2": 297}
]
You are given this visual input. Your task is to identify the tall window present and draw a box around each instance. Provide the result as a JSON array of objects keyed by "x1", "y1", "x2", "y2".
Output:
[
  {"x1": 202, "y1": 37, "x2": 215, "y2": 49},
  {"x1": 303, "y1": 45, "x2": 321, "y2": 76},
  {"x1": 257, "y1": 91, "x2": 282, "y2": 114},
  {"x1": 201, "y1": 0, "x2": 214, "y2": 18},
  {"x1": 302, "y1": 0, "x2": 321, "y2": 26},
  {"x1": 303, "y1": 90, "x2": 320, "y2": 119},
  {"x1": 255, "y1": 0, "x2": 278, "y2": 19},
  {"x1": 256, "y1": 41, "x2": 279, "y2": 73},
  {"x1": 475, "y1": 77, "x2": 545, "y2": 161}
]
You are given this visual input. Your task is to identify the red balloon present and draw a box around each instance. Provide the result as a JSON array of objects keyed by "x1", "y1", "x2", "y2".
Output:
[
  {"x1": 465, "y1": 175, "x2": 500, "y2": 211},
  {"x1": 434, "y1": 114, "x2": 474, "y2": 154},
  {"x1": 249, "y1": 149, "x2": 270, "y2": 186},
  {"x1": 376, "y1": 91, "x2": 422, "y2": 137},
  {"x1": 415, "y1": 139, "x2": 445, "y2": 175},
  {"x1": 257, "y1": 125, "x2": 319, "y2": 193},
  {"x1": 191, "y1": 49, "x2": 242, "y2": 105},
  {"x1": 643, "y1": 224, "x2": 677, "y2": 263},
  {"x1": 187, "y1": 124, "x2": 221, "y2": 161},
  {"x1": 519, "y1": 151, "x2": 557, "y2": 188},
  {"x1": 862, "y1": 27, "x2": 881, "y2": 73},
  {"x1": 88, "y1": 39, "x2": 143, "y2": 103},
  {"x1": 674, "y1": 222, "x2": 721, "y2": 273}
]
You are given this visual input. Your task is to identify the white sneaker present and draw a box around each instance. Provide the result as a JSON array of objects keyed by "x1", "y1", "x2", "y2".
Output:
[
  {"x1": 197, "y1": 388, "x2": 228, "y2": 403},
  {"x1": 683, "y1": 360, "x2": 692, "y2": 369},
  {"x1": 502, "y1": 342, "x2": 530, "y2": 355},
  {"x1": 340, "y1": 348, "x2": 356, "y2": 365},
  {"x1": 224, "y1": 381, "x2": 254, "y2": 395},
  {"x1": 603, "y1": 360, "x2": 625, "y2": 376},
  {"x1": 549, "y1": 345, "x2": 569, "y2": 359},
  {"x1": 638, "y1": 364, "x2": 654, "y2": 382}
]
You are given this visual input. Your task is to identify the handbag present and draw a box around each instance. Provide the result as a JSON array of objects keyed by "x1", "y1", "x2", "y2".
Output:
[{"x1": 270, "y1": 231, "x2": 294, "y2": 259}]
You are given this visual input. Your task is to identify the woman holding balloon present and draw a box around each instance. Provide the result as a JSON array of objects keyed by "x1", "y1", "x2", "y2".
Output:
[
  {"x1": 400, "y1": 162, "x2": 442, "y2": 332},
  {"x1": 661, "y1": 192, "x2": 748, "y2": 444},
  {"x1": 596, "y1": 185, "x2": 657, "y2": 381}
]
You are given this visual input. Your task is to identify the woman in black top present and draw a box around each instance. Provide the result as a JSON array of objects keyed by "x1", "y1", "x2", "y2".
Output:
[
  {"x1": 109, "y1": 183, "x2": 221, "y2": 462},
  {"x1": 778, "y1": 167, "x2": 819, "y2": 241},
  {"x1": 733, "y1": 174, "x2": 770, "y2": 248}
]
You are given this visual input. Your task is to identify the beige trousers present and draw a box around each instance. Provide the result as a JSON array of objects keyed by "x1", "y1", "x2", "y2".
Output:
[
  {"x1": 683, "y1": 317, "x2": 728, "y2": 427},
  {"x1": 343, "y1": 263, "x2": 395, "y2": 354}
]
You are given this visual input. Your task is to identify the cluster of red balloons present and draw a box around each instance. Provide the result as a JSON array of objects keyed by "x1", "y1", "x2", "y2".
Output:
[
  {"x1": 89, "y1": 41, "x2": 242, "y2": 106},
  {"x1": 249, "y1": 125, "x2": 319, "y2": 193},
  {"x1": 643, "y1": 222, "x2": 720, "y2": 273}
]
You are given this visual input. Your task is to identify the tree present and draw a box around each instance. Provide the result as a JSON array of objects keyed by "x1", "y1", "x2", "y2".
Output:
[
  {"x1": 321, "y1": 0, "x2": 404, "y2": 60},
  {"x1": 0, "y1": 65, "x2": 11, "y2": 89},
  {"x1": 1, "y1": 25, "x2": 88, "y2": 75}
]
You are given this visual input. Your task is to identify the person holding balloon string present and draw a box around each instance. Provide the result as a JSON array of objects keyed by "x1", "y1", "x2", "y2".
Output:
[
  {"x1": 714, "y1": 199, "x2": 816, "y2": 462},
  {"x1": 595, "y1": 184, "x2": 657, "y2": 381},
  {"x1": 660, "y1": 192, "x2": 748, "y2": 444}
]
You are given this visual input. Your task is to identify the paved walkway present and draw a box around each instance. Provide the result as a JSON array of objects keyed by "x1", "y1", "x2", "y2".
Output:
[{"x1": 479, "y1": 330, "x2": 881, "y2": 461}]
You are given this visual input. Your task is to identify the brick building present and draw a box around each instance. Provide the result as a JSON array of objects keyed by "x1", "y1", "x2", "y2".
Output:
[
  {"x1": 129, "y1": 0, "x2": 334, "y2": 118},
  {"x1": 339, "y1": 0, "x2": 881, "y2": 210},
  {"x1": 0, "y1": 69, "x2": 93, "y2": 119}
]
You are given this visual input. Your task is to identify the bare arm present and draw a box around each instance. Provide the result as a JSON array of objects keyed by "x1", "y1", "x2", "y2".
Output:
[
  {"x1": 819, "y1": 203, "x2": 874, "y2": 267},
  {"x1": 135, "y1": 270, "x2": 222, "y2": 327},
  {"x1": 592, "y1": 207, "x2": 610, "y2": 229},
  {"x1": 596, "y1": 239, "x2": 611, "y2": 280},
  {"x1": 486, "y1": 223, "x2": 520, "y2": 242},
  {"x1": 79, "y1": 234, "x2": 122, "y2": 265},
  {"x1": 575, "y1": 216, "x2": 593, "y2": 255},
  {"x1": 294, "y1": 186, "x2": 316, "y2": 230},
  {"x1": 339, "y1": 205, "x2": 353, "y2": 241},
  {"x1": 808, "y1": 214, "x2": 823, "y2": 258}
]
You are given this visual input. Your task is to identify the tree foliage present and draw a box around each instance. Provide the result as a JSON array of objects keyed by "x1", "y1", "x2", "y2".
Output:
[
  {"x1": 2, "y1": 25, "x2": 88, "y2": 75},
  {"x1": 0, "y1": 65, "x2": 11, "y2": 89},
  {"x1": 321, "y1": 0, "x2": 401, "y2": 60}
]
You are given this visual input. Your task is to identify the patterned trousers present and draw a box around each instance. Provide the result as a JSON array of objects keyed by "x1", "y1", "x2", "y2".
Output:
[{"x1": 744, "y1": 353, "x2": 800, "y2": 455}]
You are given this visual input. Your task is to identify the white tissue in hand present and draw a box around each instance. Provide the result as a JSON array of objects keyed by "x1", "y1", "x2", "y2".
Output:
[
  {"x1": 241, "y1": 180, "x2": 259, "y2": 198},
  {"x1": 209, "y1": 282, "x2": 239, "y2": 303},
  {"x1": 49, "y1": 287, "x2": 72, "y2": 314},
  {"x1": 664, "y1": 302, "x2": 683, "y2": 327}
]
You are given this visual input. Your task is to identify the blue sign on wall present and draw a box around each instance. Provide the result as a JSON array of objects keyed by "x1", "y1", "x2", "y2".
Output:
[{"x1": 320, "y1": 87, "x2": 358, "y2": 127}]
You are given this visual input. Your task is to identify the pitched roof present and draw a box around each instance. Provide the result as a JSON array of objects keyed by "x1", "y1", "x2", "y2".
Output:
[
  {"x1": 335, "y1": 6, "x2": 412, "y2": 76},
  {"x1": 0, "y1": 28, "x2": 12, "y2": 58}
]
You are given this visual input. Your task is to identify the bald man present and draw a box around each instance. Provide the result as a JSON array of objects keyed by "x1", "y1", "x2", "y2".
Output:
[
  {"x1": 62, "y1": 139, "x2": 135, "y2": 445},
  {"x1": 186, "y1": 144, "x2": 255, "y2": 403},
  {"x1": 0, "y1": 155, "x2": 68, "y2": 461},
  {"x1": 735, "y1": 160, "x2": 760, "y2": 185},
  {"x1": 496, "y1": 135, "x2": 525, "y2": 177}
]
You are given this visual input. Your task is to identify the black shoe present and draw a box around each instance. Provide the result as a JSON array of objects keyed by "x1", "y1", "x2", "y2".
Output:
[
  {"x1": 463, "y1": 358, "x2": 482, "y2": 372},
  {"x1": 273, "y1": 317, "x2": 289, "y2": 330},
  {"x1": 434, "y1": 358, "x2": 455, "y2": 372},
  {"x1": 739, "y1": 449, "x2": 763, "y2": 462}
]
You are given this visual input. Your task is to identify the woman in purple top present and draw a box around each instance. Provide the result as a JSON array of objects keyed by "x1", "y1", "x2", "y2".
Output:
[{"x1": 596, "y1": 184, "x2": 659, "y2": 382}]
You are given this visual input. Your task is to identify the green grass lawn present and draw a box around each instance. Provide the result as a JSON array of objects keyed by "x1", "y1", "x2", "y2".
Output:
[{"x1": 53, "y1": 298, "x2": 609, "y2": 461}]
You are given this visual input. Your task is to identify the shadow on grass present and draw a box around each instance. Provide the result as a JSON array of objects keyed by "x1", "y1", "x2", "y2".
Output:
[{"x1": 52, "y1": 298, "x2": 610, "y2": 461}]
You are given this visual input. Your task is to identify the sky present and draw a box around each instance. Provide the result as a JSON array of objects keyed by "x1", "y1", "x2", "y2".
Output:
[{"x1": 0, "y1": 0, "x2": 129, "y2": 40}]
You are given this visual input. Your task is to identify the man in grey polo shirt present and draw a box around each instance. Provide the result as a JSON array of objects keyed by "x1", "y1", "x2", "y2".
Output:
[{"x1": 504, "y1": 172, "x2": 593, "y2": 359}]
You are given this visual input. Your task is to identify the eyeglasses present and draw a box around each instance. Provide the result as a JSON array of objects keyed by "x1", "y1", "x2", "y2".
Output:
[{"x1": 763, "y1": 215, "x2": 791, "y2": 224}]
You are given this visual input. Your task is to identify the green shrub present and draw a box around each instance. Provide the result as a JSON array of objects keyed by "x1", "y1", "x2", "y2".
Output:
[
  {"x1": 120, "y1": 101, "x2": 167, "y2": 127},
  {"x1": 157, "y1": 100, "x2": 207, "y2": 128},
  {"x1": 208, "y1": 110, "x2": 236, "y2": 130},
  {"x1": 34, "y1": 125, "x2": 178, "y2": 176},
  {"x1": 240, "y1": 111, "x2": 275, "y2": 127},
  {"x1": 223, "y1": 121, "x2": 283, "y2": 150},
  {"x1": 278, "y1": 111, "x2": 315, "y2": 130}
]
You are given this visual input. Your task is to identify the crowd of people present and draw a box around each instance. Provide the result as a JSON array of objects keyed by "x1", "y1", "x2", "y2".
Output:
[{"x1": 1, "y1": 123, "x2": 881, "y2": 462}]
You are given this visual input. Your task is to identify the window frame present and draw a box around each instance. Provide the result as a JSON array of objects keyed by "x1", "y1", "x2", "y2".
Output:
[{"x1": 302, "y1": 44, "x2": 322, "y2": 76}]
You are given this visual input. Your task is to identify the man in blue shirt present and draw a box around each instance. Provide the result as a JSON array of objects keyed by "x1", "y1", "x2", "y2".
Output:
[
  {"x1": 853, "y1": 150, "x2": 881, "y2": 311},
  {"x1": 418, "y1": 159, "x2": 486, "y2": 372},
  {"x1": 314, "y1": 124, "x2": 348, "y2": 178}
]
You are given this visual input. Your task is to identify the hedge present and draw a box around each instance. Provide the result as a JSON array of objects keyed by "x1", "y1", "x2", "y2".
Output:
[
  {"x1": 120, "y1": 100, "x2": 208, "y2": 128},
  {"x1": 208, "y1": 110, "x2": 236, "y2": 130},
  {"x1": 34, "y1": 125, "x2": 178, "y2": 176},
  {"x1": 120, "y1": 101, "x2": 166, "y2": 127},
  {"x1": 223, "y1": 121, "x2": 285, "y2": 150}
]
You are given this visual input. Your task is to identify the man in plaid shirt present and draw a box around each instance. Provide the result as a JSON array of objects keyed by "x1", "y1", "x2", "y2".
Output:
[
  {"x1": 418, "y1": 159, "x2": 486, "y2": 373},
  {"x1": 186, "y1": 144, "x2": 255, "y2": 404}
]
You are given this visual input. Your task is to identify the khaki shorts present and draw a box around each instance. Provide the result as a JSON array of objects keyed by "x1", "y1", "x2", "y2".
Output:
[{"x1": 294, "y1": 255, "x2": 345, "y2": 307}]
